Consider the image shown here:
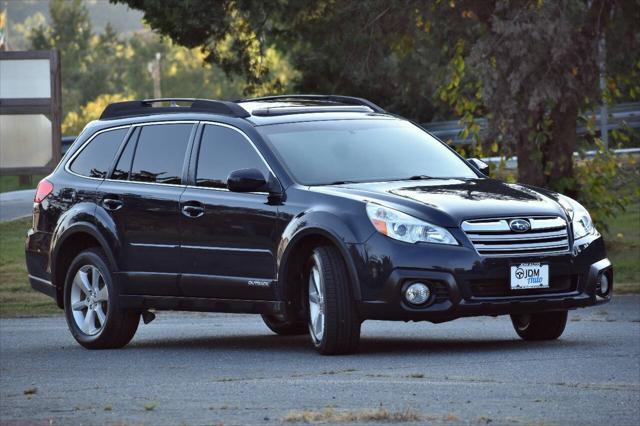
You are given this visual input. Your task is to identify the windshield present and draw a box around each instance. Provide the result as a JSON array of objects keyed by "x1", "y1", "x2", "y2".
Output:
[{"x1": 258, "y1": 119, "x2": 478, "y2": 185}]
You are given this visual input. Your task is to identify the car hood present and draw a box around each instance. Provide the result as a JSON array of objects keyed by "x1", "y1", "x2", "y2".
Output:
[{"x1": 311, "y1": 178, "x2": 566, "y2": 227}]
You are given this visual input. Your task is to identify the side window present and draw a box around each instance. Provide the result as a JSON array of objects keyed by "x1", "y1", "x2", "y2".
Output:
[
  {"x1": 130, "y1": 124, "x2": 193, "y2": 184},
  {"x1": 69, "y1": 128, "x2": 127, "y2": 178},
  {"x1": 111, "y1": 128, "x2": 138, "y2": 181},
  {"x1": 196, "y1": 124, "x2": 269, "y2": 189}
]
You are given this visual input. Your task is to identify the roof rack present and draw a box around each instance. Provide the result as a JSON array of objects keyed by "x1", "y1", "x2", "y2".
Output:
[
  {"x1": 251, "y1": 105, "x2": 372, "y2": 117},
  {"x1": 100, "y1": 98, "x2": 250, "y2": 120},
  {"x1": 240, "y1": 94, "x2": 386, "y2": 113}
]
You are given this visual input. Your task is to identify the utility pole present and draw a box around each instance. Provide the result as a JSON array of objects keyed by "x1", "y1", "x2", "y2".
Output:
[
  {"x1": 598, "y1": 34, "x2": 608, "y2": 150},
  {"x1": 147, "y1": 52, "x2": 162, "y2": 99}
]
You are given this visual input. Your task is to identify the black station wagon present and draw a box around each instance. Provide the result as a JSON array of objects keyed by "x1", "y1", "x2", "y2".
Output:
[{"x1": 26, "y1": 95, "x2": 612, "y2": 355}]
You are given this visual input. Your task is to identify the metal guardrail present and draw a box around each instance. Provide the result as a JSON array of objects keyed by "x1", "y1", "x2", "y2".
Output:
[
  {"x1": 482, "y1": 147, "x2": 640, "y2": 169},
  {"x1": 422, "y1": 102, "x2": 640, "y2": 146},
  {"x1": 61, "y1": 136, "x2": 75, "y2": 155}
]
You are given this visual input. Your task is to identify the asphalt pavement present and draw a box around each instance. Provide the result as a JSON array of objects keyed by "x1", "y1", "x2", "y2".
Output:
[
  {"x1": 1, "y1": 296, "x2": 639, "y2": 425},
  {"x1": 0, "y1": 189, "x2": 34, "y2": 222}
]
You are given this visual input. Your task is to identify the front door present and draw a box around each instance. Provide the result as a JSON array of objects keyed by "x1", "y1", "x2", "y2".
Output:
[
  {"x1": 179, "y1": 123, "x2": 280, "y2": 300},
  {"x1": 98, "y1": 122, "x2": 195, "y2": 296}
]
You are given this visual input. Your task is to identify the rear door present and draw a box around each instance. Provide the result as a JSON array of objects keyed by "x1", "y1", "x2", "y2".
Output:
[
  {"x1": 97, "y1": 121, "x2": 196, "y2": 296},
  {"x1": 179, "y1": 122, "x2": 280, "y2": 300}
]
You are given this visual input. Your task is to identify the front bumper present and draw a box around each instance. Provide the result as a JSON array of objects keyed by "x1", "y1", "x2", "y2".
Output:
[{"x1": 355, "y1": 233, "x2": 612, "y2": 322}]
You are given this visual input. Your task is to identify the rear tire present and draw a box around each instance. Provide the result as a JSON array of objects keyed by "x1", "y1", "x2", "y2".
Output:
[
  {"x1": 64, "y1": 248, "x2": 139, "y2": 349},
  {"x1": 306, "y1": 246, "x2": 361, "y2": 355},
  {"x1": 261, "y1": 314, "x2": 308, "y2": 336},
  {"x1": 510, "y1": 311, "x2": 568, "y2": 341}
]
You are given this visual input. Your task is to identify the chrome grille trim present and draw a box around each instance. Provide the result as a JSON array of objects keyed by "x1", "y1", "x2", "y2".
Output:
[
  {"x1": 464, "y1": 229, "x2": 567, "y2": 242},
  {"x1": 461, "y1": 217, "x2": 566, "y2": 233},
  {"x1": 462, "y1": 216, "x2": 570, "y2": 257},
  {"x1": 472, "y1": 240, "x2": 569, "y2": 251}
]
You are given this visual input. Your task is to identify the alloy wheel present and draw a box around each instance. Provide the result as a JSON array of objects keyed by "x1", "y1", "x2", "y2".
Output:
[
  {"x1": 308, "y1": 256, "x2": 325, "y2": 343},
  {"x1": 70, "y1": 265, "x2": 109, "y2": 336}
]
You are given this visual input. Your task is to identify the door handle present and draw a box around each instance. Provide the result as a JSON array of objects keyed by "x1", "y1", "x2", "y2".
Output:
[
  {"x1": 182, "y1": 204, "x2": 205, "y2": 218},
  {"x1": 102, "y1": 197, "x2": 123, "y2": 211}
]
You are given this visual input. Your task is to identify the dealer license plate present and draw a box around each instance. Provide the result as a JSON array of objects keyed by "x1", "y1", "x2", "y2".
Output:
[{"x1": 510, "y1": 263, "x2": 549, "y2": 290}]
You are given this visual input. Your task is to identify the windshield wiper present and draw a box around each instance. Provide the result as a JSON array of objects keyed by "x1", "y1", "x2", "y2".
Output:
[
  {"x1": 325, "y1": 176, "x2": 435, "y2": 185},
  {"x1": 326, "y1": 180, "x2": 358, "y2": 185},
  {"x1": 406, "y1": 175, "x2": 435, "y2": 180}
]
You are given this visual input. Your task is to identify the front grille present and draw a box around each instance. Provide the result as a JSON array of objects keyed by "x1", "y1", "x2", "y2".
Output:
[
  {"x1": 469, "y1": 275, "x2": 578, "y2": 298},
  {"x1": 462, "y1": 216, "x2": 570, "y2": 256}
]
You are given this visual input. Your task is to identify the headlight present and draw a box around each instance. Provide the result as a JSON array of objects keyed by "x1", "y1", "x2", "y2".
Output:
[
  {"x1": 557, "y1": 195, "x2": 596, "y2": 240},
  {"x1": 366, "y1": 203, "x2": 458, "y2": 245}
]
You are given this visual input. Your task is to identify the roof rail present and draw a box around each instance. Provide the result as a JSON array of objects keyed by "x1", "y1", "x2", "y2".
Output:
[
  {"x1": 251, "y1": 105, "x2": 372, "y2": 117},
  {"x1": 240, "y1": 94, "x2": 386, "y2": 113},
  {"x1": 100, "y1": 98, "x2": 250, "y2": 120}
]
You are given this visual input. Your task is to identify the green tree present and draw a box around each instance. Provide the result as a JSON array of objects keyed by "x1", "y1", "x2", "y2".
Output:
[
  {"x1": 113, "y1": 0, "x2": 638, "y2": 197},
  {"x1": 27, "y1": 0, "x2": 255, "y2": 134},
  {"x1": 460, "y1": 0, "x2": 638, "y2": 193},
  {"x1": 122, "y1": 33, "x2": 246, "y2": 100},
  {"x1": 29, "y1": 0, "x2": 95, "y2": 116}
]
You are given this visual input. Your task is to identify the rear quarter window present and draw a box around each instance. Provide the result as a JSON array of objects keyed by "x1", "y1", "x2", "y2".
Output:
[{"x1": 69, "y1": 128, "x2": 128, "y2": 178}]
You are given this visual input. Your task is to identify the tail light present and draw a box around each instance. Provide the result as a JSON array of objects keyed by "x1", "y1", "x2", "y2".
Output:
[{"x1": 34, "y1": 179, "x2": 54, "y2": 203}]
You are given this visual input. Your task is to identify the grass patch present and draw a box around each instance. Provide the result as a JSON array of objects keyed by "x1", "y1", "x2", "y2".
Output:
[
  {"x1": 0, "y1": 218, "x2": 60, "y2": 316},
  {"x1": 603, "y1": 199, "x2": 640, "y2": 292},
  {"x1": 23, "y1": 387, "x2": 38, "y2": 395},
  {"x1": 144, "y1": 402, "x2": 158, "y2": 411},
  {"x1": 601, "y1": 158, "x2": 639, "y2": 292},
  {"x1": 0, "y1": 175, "x2": 44, "y2": 193},
  {"x1": 283, "y1": 407, "x2": 422, "y2": 423}
]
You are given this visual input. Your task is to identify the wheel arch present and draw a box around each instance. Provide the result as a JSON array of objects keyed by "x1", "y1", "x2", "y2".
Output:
[
  {"x1": 50, "y1": 222, "x2": 117, "y2": 308},
  {"x1": 277, "y1": 226, "x2": 363, "y2": 320}
]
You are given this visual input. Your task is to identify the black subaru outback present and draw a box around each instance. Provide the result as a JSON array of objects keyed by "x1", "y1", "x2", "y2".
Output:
[{"x1": 26, "y1": 95, "x2": 612, "y2": 355}]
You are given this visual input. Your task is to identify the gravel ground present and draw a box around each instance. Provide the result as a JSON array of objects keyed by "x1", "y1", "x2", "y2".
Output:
[{"x1": 1, "y1": 296, "x2": 639, "y2": 425}]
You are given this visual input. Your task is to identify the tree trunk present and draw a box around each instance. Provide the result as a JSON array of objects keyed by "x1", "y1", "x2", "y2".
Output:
[
  {"x1": 19, "y1": 175, "x2": 32, "y2": 188},
  {"x1": 515, "y1": 110, "x2": 545, "y2": 188},
  {"x1": 516, "y1": 132, "x2": 545, "y2": 187},
  {"x1": 545, "y1": 102, "x2": 579, "y2": 196}
]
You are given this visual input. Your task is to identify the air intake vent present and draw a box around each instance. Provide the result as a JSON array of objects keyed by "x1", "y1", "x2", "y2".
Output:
[{"x1": 461, "y1": 216, "x2": 569, "y2": 256}]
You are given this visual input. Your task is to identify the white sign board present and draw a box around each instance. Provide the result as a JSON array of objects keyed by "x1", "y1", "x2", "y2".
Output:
[
  {"x1": 0, "y1": 51, "x2": 61, "y2": 175},
  {"x1": 0, "y1": 115, "x2": 53, "y2": 168},
  {"x1": 0, "y1": 59, "x2": 51, "y2": 98}
]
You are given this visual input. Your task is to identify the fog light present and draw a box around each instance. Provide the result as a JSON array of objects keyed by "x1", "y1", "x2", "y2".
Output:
[
  {"x1": 404, "y1": 282, "x2": 431, "y2": 305},
  {"x1": 597, "y1": 273, "x2": 610, "y2": 296}
]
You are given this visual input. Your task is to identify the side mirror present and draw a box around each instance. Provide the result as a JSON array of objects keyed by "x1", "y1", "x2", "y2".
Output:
[
  {"x1": 227, "y1": 168, "x2": 268, "y2": 193},
  {"x1": 467, "y1": 158, "x2": 490, "y2": 176}
]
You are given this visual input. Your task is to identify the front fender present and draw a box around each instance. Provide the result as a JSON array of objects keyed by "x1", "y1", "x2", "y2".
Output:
[{"x1": 277, "y1": 210, "x2": 372, "y2": 301}]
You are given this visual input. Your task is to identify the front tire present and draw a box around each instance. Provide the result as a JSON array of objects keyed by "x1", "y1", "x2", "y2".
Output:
[
  {"x1": 64, "y1": 248, "x2": 139, "y2": 349},
  {"x1": 307, "y1": 246, "x2": 361, "y2": 355},
  {"x1": 511, "y1": 311, "x2": 568, "y2": 341}
]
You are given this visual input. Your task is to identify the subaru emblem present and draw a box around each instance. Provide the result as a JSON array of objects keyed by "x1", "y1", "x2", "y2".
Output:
[{"x1": 509, "y1": 219, "x2": 531, "y2": 233}]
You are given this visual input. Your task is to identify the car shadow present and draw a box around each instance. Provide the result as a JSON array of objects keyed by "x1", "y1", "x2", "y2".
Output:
[{"x1": 126, "y1": 332, "x2": 594, "y2": 356}]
